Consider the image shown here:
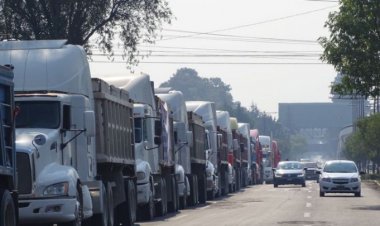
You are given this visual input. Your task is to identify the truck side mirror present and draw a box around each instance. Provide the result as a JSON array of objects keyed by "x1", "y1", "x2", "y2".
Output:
[
  {"x1": 154, "y1": 136, "x2": 161, "y2": 145},
  {"x1": 233, "y1": 139, "x2": 239, "y2": 151},
  {"x1": 187, "y1": 131, "x2": 193, "y2": 148},
  {"x1": 84, "y1": 111, "x2": 95, "y2": 137},
  {"x1": 240, "y1": 143, "x2": 245, "y2": 152},
  {"x1": 154, "y1": 119, "x2": 162, "y2": 136},
  {"x1": 217, "y1": 134, "x2": 223, "y2": 149}
]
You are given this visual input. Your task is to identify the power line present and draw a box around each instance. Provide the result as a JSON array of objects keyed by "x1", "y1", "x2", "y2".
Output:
[
  {"x1": 161, "y1": 5, "x2": 338, "y2": 41},
  {"x1": 91, "y1": 61, "x2": 327, "y2": 65}
]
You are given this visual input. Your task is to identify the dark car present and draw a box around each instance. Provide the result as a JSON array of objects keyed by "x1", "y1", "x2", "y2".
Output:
[
  {"x1": 273, "y1": 161, "x2": 306, "y2": 188},
  {"x1": 302, "y1": 162, "x2": 319, "y2": 182}
]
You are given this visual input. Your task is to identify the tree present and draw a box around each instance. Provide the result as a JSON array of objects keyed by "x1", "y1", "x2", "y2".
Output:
[
  {"x1": 160, "y1": 67, "x2": 234, "y2": 111},
  {"x1": 0, "y1": 0, "x2": 172, "y2": 65},
  {"x1": 319, "y1": 0, "x2": 380, "y2": 99}
]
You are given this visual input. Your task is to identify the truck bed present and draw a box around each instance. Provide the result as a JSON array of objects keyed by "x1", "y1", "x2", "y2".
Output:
[{"x1": 92, "y1": 78, "x2": 135, "y2": 165}]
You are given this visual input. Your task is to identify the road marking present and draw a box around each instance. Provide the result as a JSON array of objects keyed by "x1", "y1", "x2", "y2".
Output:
[
  {"x1": 307, "y1": 196, "x2": 312, "y2": 199},
  {"x1": 306, "y1": 202, "x2": 312, "y2": 208},
  {"x1": 304, "y1": 212, "x2": 311, "y2": 218},
  {"x1": 308, "y1": 190, "x2": 312, "y2": 193}
]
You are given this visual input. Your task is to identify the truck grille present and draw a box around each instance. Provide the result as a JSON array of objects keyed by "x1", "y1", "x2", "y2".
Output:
[{"x1": 16, "y1": 152, "x2": 32, "y2": 194}]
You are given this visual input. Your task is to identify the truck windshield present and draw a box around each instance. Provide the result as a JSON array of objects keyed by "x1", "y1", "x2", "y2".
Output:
[{"x1": 16, "y1": 101, "x2": 60, "y2": 129}]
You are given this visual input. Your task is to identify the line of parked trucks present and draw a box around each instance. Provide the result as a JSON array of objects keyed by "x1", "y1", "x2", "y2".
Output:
[{"x1": 0, "y1": 40, "x2": 281, "y2": 226}]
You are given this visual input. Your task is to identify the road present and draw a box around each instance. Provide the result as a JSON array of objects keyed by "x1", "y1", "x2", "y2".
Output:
[{"x1": 137, "y1": 181, "x2": 380, "y2": 226}]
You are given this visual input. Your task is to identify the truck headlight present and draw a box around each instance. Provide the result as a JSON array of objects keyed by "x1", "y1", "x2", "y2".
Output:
[
  {"x1": 137, "y1": 172, "x2": 146, "y2": 181},
  {"x1": 275, "y1": 173, "x2": 283, "y2": 178},
  {"x1": 43, "y1": 182, "x2": 69, "y2": 197}
]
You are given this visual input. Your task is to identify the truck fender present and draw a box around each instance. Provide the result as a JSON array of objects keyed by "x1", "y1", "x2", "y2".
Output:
[
  {"x1": 37, "y1": 163, "x2": 80, "y2": 197},
  {"x1": 175, "y1": 164, "x2": 186, "y2": 196}
]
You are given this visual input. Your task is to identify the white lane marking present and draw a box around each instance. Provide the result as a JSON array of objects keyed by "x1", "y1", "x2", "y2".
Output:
[
  {"x1": 304, "y1": 212, "x2": 311, "y2": 218},
  {"x1": 307, "y1": 196, "x2": 312, "y2": 199},
  {"x1": 308, "y1": 190, "x2": 312, "y2": 193},
  {"x1": 306, "y1": 202, "x2": 312, "y2": 208}
]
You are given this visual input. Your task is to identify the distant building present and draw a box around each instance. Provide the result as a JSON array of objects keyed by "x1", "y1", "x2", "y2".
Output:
[{"x1": 278, "y1": 102, "x2": 353, "y2": 158}]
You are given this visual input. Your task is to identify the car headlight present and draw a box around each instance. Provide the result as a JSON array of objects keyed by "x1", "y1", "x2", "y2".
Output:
[
  {"x1": 321, "y1": 177, "x2": 331, "y2": 182},
  {"x1": 275, "y1": 173, "x2": 283, "y2": 177},
  {"x1": 297, "y1": 173, "x2": 305, "y2": 177},
  {"x1": 137, "y1": 172, "x2": 146, "y2": 181},
  {"x1": 207, "y1": 171, "x2": 212, "y2": 177},
  {"x1": 350, "y1": 178, "x2": 359, "y2": 182},
  {"x1": 43, "y1": 182, "x2": 69, "y2": 197}
]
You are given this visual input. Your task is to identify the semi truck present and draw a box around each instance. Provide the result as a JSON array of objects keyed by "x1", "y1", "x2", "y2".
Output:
[
  {"x1": 103, "y1": 74, "x2": 178, "y2": 220},
  {"x1": 215, "y1": 110, "x2": 233, "y2": 194},
  {"x1": 259, "y1": 135, "x2": 273, "y2": 184},
  {"x1": 156, "y1": 90, "x2": 207, "y2": 208},
  {"x1": 230, "y1": 117, "x2": 242, "y2": 191},
  {"x1": 185, "y1": 101, "x2": 222, "y2": 199},
  {"x1": 271, "y1": 140, "x2": 281, "y2": 168},
  {"x1": 238, "y1": 123, "x2": 251, "y2": 187},
  {"x1": 0, "y1": 65, "x2": 18, "y2": 226},
  {"x1": 250, "y1": 129, "x2": 263, "y2": 185},
  {"x1": 0, "y1": 40, "x2": 137, "y2": 226}
]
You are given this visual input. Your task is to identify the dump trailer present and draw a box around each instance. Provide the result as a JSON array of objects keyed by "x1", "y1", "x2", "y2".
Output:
[
  {"x1": 156, "y1": 90, "x2": 207, "y2": 208},
  {"x1": 230, "y1": 117, "x2": 242, "y2": 191},
  {"x1": 187, "y1": 111, "x2": 208, "y2": 206},
  {"x1": 0, "y1": 40, "x2": 137, "y2": 226},
  {"x1": 215, "y1": 110, "x2": 233, "y2": 195},
  {"x1": 186, "y1": 101, "x2": 222, "y2": 199},
  {"x1": 0, "y1": 65, "x2": 18, "y2": 226},
  {"x1": 103, "y1": 75, "x2": 178, "y2": 221},
  {"x1": 238, "y1": 123, "x2": 251, "y2": 187}
]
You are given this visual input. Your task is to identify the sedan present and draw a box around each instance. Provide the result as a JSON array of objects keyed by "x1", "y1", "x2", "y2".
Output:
[
  {"x1": 273, "y1": 161, "x2": 306, "y2": 188},
  {"x1": 317, "y1": 160, "x2": 365, "y2": 197}
]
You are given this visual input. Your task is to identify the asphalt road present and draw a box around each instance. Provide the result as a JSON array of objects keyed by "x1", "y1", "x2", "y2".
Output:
[{"x1": 136, "y1": 180, "x2": 380, "y2": 226}]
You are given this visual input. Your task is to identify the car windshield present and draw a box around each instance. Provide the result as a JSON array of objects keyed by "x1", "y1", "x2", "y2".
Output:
[
  {"x1": 278, "y1": 162, "x2": 302, "y2": 170},
  {"x1": 16, "y1": 101, "x2": 60, "y2": 129},
  {"x1": 323, "y1": 162, "x2": 358, "y2": 173}
]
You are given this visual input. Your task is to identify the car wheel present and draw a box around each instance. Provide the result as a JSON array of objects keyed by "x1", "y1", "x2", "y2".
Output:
[
  {"x1": 302, "y1": 183, "x2": 306, "y2": 187},
  {"x1": 319, "y1": 191, "x2": 325, "y2": 197},
  {"x1": 355, "y1": 192, "x2": 361, "y2": 197},
  {"x1": 273, "y1": 183, "x2": 278, "y2": 188}
]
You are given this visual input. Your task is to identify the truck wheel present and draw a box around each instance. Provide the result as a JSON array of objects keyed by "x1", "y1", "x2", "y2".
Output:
[
  {"x1": 156, "y1": 178, "x2": 167, "y2": 216},
  {"x1": 0, "y1": 188, "x2": 16, "y2": 226},
  {"x1": 168, "y1": 176, "x2": 178, "y2": 212},
  {"x1": 141, "y1": 181, "x2": 155, "y2": 221},
  {"x1": 106, "y1": 183, "x2": 114, "y2": 226},
  {"x1": 198, "y1": 174, "x2": 206, "y2": 204},
  {"x1": 194, "y1": 176, "x2": 199, "y2": 205},
  {"x1": 179, "y1": 186, "x2": 187, "y2": 209},
  {"x1": 58, "y1": 185, "x2": 83, "y2": 226},
  {"x1": 116, "y1": 179, "x2": 136, "y2": 226}
]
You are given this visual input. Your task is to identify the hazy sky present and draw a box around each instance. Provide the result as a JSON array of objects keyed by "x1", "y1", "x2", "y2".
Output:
[{"x1": 90, "y1": 0, "x2": 340, "y2": 118}]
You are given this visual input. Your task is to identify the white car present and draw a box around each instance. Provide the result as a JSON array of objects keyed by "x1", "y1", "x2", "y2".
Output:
[{"x1": 317, "y1": 160, "x2": 365, "y2": 197}]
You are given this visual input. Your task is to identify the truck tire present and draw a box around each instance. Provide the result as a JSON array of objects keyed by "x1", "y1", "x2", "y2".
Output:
[
  {"x1": 116, "y1": 179, "x2": 136, "y2": 226},
  {"x1": 168, "y1": 175, "x2": 178, "y2": 212},
  {"x1": 187, "y1": 175, "x2": 197, "y2": 206},
  {"x1": 156, "y1": 178, "x2": 167, "y2": 216},
  {"x1": 106, "y1": 183, "x2": 114, "y2": 226},
  {"x1": 179, "y1": 185, "x2": 187, "y2": 210},
  {"x1": 58, "y1": 185, "x2": 83, "y2": 226},
  {"x1": 198, "y1": 174, "x2": 206, "y2": 204},
  {"x1": 0, "y1": 188, "x2": 16, "y2": 226},
  {"x1": 141, "y1": 181, "x2": 155, "y2": 221}
]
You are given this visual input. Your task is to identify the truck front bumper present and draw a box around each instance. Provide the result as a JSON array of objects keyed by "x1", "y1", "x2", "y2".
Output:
[
  {"x1": 137, "y1": 182, "x2": 150, "y2": 205},
  {"x1": 19, "y1": 197, "x2": 77, "y2": 224}
]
